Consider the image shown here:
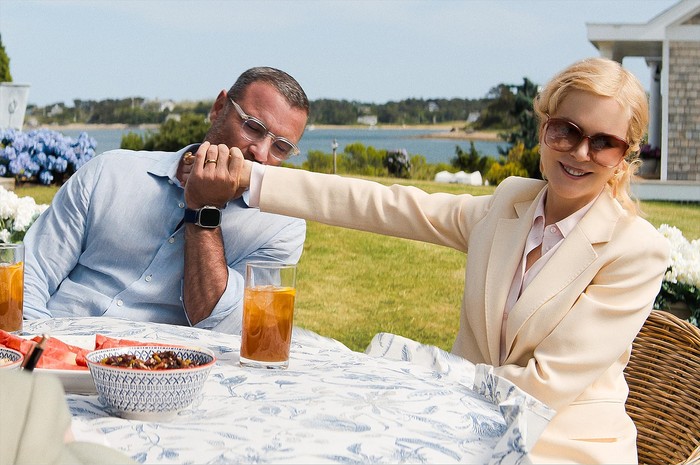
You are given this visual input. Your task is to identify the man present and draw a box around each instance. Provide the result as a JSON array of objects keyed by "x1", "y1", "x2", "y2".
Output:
[{"x1": 22, "y1": 67, "x2": 308, "y2": 333}]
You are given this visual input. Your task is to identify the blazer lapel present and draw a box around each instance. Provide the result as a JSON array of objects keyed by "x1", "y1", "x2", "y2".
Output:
[
  {"x1": 502, "y1": 192, "x2": 623, "y2": 360},
  {"x1": 483, "y1": 191, "x2": 544, "y2": 366}
]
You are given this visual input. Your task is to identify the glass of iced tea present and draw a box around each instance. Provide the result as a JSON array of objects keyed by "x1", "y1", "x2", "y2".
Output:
[
  {"x1": 240, "y1": 261, "x2": 296, "y2": 369},
  {"x1": 0, "y1": 243, "x2": 24, "y2": 333}
]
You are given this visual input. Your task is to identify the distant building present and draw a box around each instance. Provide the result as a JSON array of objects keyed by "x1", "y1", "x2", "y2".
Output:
[
  {"x1": 357, "y1": 115, "x2": 378, "y2": 126},
  {"x1": 587, "y1": 0, "x2": 700, "y2": 201},
  {"x1": 158, "y1": 100, "x2": 176, "y2": 113},
  {"x1": 48, "y1": 104, "x2": 64, "y2": 117}
]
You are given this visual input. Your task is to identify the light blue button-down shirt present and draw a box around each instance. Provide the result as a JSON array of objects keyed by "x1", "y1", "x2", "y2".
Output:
[{"x1": 22, "y1": 146, "x2": 306, "y2": 333}]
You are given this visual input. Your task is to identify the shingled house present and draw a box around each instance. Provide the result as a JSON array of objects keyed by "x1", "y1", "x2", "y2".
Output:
[{"x1": 587, "y1": 0, "x2": 700, "y2": 201}]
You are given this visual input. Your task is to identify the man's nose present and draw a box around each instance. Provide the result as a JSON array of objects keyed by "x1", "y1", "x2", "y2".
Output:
[{"x1": 248, "y1": 138, "x2": 273, "y2": 164}]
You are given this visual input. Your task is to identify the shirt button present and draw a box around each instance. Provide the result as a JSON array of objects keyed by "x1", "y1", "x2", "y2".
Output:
[
  {"x1": 549, "y1": 226, "x2": 557, "y2": 233},
  {"x1": 168, "y1": 180, "x2": 174, "y2": 185},
  {"x1": 116, "y1": 299, "x2": 123, "y2": 307},
  {"x1": 145, "y1": 275, "x2": 152, "y2": 282},
  {"x1": 168, "y1": 237, "x2": 175, "y2": 244},
  {"x1": 178, "y1": 202, "x2": 184, "y2": 208}
]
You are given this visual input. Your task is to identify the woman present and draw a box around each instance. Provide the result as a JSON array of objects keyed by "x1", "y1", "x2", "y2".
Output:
[{"x1": 197, "y1": 57, "x2": 669, "y2": 463}]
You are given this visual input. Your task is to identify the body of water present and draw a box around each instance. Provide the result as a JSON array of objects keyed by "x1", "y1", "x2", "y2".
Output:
[{"x1": 61, "y1": 127, "x2": 508, "y2": 166}]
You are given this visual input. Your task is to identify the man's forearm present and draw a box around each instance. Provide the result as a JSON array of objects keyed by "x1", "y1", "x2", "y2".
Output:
[{"x1": 182, "y1": 225, "x2": 228, "y2": 324}]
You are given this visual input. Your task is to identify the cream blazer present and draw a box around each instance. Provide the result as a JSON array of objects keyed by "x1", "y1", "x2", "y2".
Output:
[{"x1": 258, "y1": 168, "x2": 670, "y2": 464}]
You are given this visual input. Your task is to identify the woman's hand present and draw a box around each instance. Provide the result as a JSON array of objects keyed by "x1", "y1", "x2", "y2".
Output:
[{"x1": 183, "y1": 142, "x2": 247, "y2": 208}]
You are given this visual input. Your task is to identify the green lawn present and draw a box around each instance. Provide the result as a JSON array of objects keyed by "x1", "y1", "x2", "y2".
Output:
[{"x1": 16, "y1": 180, "x2": 700, "y2": 352}]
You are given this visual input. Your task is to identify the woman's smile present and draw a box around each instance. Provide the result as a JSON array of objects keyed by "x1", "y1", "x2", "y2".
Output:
[{"x1": 559, "y1": 161, "x2": 590, "y2": 178}]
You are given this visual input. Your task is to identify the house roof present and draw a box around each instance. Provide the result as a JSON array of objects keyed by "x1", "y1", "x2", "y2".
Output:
[{"x1": 587, "y1": 0, "x2": 700, "y2": 59}]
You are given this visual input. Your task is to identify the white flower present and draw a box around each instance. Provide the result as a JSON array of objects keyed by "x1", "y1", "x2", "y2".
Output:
[
  {"x1": 658, "y1": 224, "x2": 700, "y2": 289},
  {"x1": 0, "y1": 186, "x2": 48, "y2": 244}
]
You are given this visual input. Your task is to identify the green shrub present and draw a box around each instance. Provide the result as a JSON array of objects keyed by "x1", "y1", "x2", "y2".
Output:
[
  {"x1": 341, "y1": 142, "x2": 386, "y2": 176},
  {"x1": 120, "y1": 132, "x2": 145, "y2": 151},
  {"x1": 451, "y1": 142, "x2": 494, "y2": 175},
  {"x1": 506, "y1": 142, "x2": 541, "y2": 179},
  {"x1": 485, "y1": 161, "x2": 528, "y2": 185},
  {"x1": 303, "y1": 150, "x2": 334, "y2": 173},
  {"x1": 121, "y1": 113, "x2": 210, "y2": 152},
  {"x1": 0, "y1": 34, "x2": 11, "y2": 82}
]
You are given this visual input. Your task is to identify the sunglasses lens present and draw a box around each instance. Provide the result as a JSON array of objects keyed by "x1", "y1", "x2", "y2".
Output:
[
  {"x1": 589, "y1": 136, "x2": 628, "y2": 166},
  {"x1": 588, "y1": 135, "x2": 627, "y2": 153},
  {"x1": 545, "y1": 119, "x2": 581, "y2": 151}
]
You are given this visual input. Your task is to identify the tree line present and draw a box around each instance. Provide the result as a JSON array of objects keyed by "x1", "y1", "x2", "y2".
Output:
[
  {"x1": 27, "y1": 96, "x2": 491, "y2": 128},
  {"x1": 25, "y1": 78, "x2": 538, "y2": 134}
]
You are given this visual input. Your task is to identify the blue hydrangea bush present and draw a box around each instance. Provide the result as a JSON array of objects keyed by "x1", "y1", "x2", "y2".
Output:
[{"x1": 0, "y1": 128, "x2": 97, "y2": 185}]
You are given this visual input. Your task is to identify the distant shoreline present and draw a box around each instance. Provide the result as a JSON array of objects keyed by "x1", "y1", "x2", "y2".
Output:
[
  {"x1": 414, "y1": 129, "x2": 500, "y2": 142},
  {"x1": 31, "y1": 123, "x2": 160, "y2": 131},
  {"x1": 33, "y1": 122, "x2": 502, "y2": 142}
]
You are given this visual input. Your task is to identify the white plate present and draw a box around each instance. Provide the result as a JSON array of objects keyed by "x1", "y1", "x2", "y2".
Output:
[{"x1": 30, "y1": 335, "x2": 97, "y2": 395}]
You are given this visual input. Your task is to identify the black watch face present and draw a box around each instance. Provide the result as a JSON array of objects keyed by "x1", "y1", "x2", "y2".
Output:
[{"x1": 198, "y1": 208, "x2": 221, "y2": 227}]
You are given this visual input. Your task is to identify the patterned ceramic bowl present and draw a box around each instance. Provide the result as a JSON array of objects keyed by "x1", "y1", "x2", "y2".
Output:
[
  {"x1": 0, "y1": 347, "x2": 23, "y2": 370},
  {"x1": 86, "y1": 345, "x2": 215, "y2": 421}
]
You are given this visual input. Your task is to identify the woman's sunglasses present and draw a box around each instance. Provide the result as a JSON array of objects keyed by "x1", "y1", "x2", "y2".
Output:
[{"x1": 543, "y1": 117, "x2": 630, "y2": 168}]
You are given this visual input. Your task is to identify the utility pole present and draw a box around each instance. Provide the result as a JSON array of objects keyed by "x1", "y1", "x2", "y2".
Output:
[{"x1": 332, "y1": 139, "x2": 338, "y2": 174}]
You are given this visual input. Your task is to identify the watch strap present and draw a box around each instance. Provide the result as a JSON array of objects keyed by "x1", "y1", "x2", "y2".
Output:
[
  {"x1": 183, "y1": 206, "x2": 222, "y2": 228},
  {"x1": 183, "y1": 208, "x2": 198, "y2": 224}
]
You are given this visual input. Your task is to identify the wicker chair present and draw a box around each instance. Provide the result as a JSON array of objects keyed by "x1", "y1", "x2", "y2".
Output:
[{"x1": 624, "y1": 309, "x2": 700, "y2": 465}]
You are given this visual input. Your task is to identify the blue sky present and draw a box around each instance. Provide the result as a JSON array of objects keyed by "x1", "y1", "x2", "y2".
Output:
[{"x1": 0, "y1": 0, "x2": 679, "y2": 107}]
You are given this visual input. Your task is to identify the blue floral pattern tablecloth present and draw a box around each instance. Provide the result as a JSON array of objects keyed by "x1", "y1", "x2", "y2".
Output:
[{"x1": 24, "y1": 318, "x2": 553, "y2": 465}]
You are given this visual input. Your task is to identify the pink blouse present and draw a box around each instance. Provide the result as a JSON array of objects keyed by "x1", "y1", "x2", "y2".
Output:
[{"x1": 499, "y1": 188, "x2": 596, "y2": 364}]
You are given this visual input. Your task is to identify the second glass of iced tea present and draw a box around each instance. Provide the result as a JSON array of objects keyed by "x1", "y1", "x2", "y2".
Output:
[{"x1": 240, "y1": 262, "x2": 296, "y2": 369}]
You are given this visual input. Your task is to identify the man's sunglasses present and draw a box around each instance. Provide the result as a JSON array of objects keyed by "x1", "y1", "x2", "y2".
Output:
[{"x1": 543, "y1": 117, "x2": 630, "y2": 168}]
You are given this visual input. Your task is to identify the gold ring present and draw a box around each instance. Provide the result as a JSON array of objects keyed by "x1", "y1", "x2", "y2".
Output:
[
  {"x1": 205, "y1": 159, "x2": 217, "y2": 165},
  {"x1": 182, "y1": 152, "x2": 195, "y2": 165}
]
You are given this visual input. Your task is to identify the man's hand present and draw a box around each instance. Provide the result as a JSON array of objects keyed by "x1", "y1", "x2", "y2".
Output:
[{"x1": 184, "y1": 142, "x2": 247, "y2": 208}]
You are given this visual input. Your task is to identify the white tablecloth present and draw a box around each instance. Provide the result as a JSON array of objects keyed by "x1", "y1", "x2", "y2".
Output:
[{"x1": 23, "y1": 317, "x2": 553, "y2": 465}]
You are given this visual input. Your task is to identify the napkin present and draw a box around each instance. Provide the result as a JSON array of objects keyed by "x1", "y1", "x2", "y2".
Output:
[{"x1": 365, "y1": 332, "x2": 476, "y2": 385}]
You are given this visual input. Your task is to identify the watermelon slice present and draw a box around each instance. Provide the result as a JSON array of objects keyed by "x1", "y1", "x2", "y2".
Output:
[
  {"x1": 34, "y1": 336, "x2": 92, "y2": 370},
  {"x1": 0, "y1": 330, "x2": 34, "y2": 353},
  {"x1": 0, "y1": 331, "x2": 181, "y2": 370}
]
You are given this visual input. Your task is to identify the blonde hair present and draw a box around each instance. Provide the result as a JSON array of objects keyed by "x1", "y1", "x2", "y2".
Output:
[{"x1": 533, "y1": 57, "x2": 649, "y2": 214}]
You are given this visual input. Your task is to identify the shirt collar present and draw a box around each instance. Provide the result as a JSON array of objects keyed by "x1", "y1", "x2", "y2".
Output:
[
  {"x1": 148, "y1": 144, "x2": 200, "y2": 185},
  {"x1": 536, "y1": 186, "x2": 599, "y2": 239}
]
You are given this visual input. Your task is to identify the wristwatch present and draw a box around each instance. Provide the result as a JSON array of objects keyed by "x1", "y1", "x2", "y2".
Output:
[{"x1": 183, "y1": 206, "x2": 222, "y2": 228}]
